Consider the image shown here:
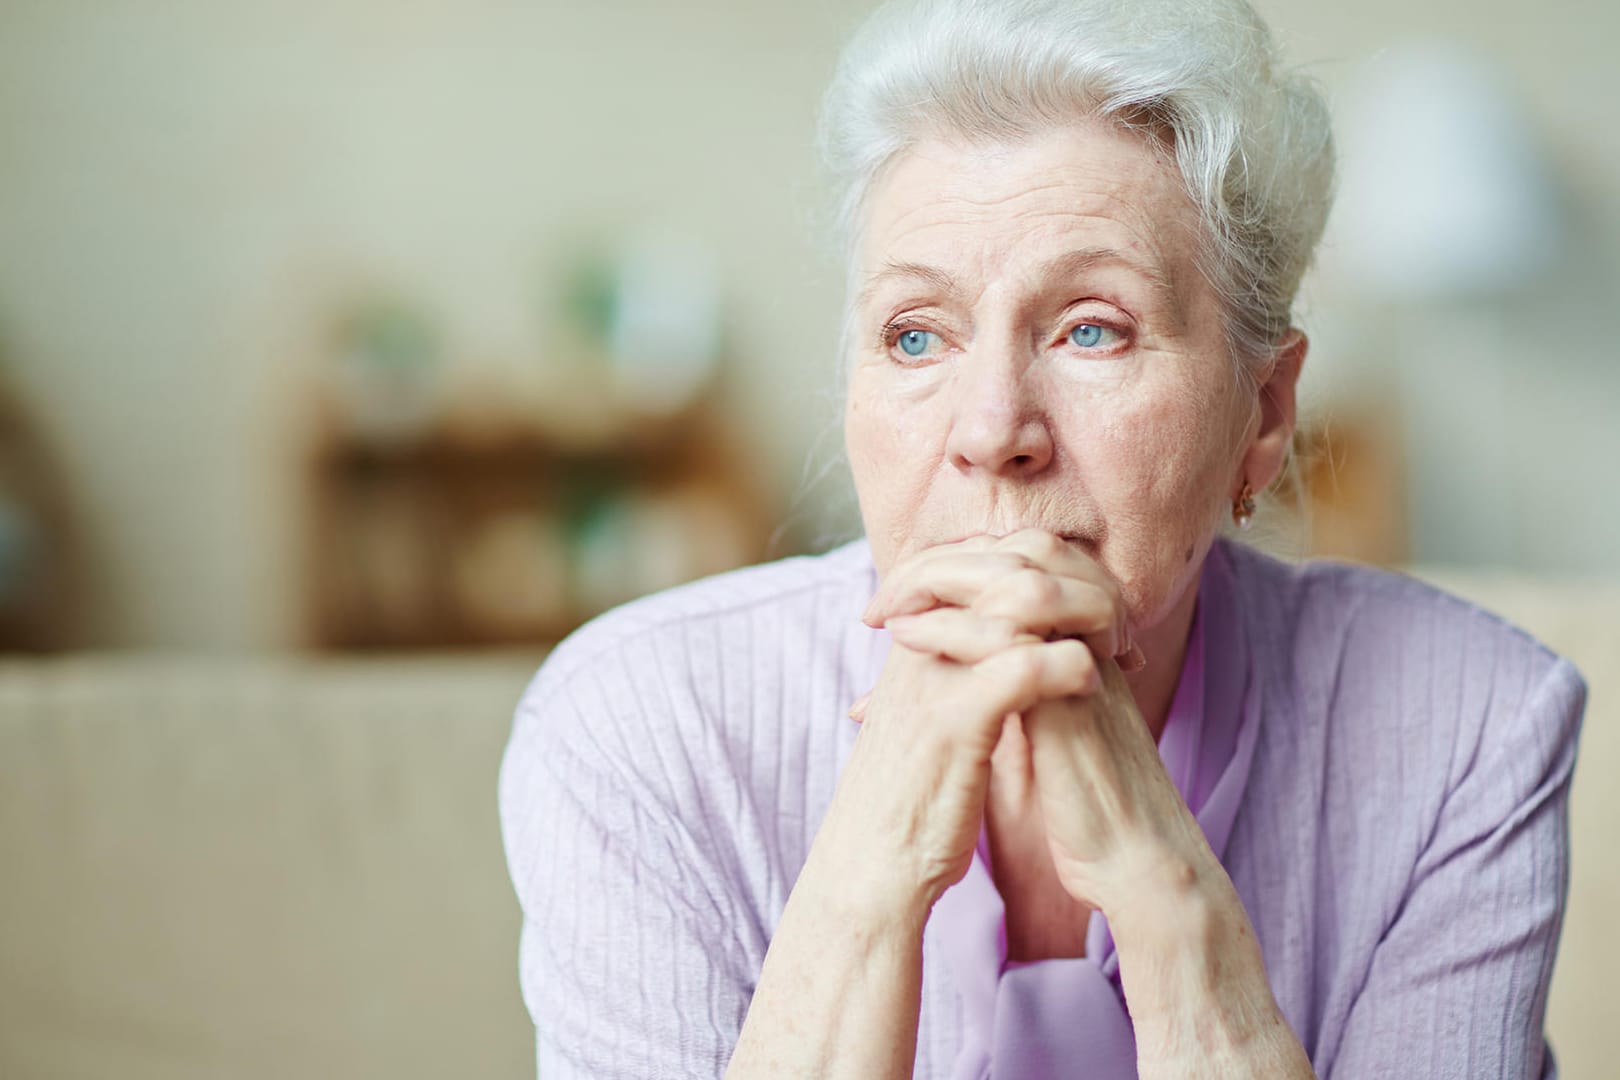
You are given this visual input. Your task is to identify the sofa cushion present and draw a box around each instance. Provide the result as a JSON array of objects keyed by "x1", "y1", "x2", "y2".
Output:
[{"x1": 0, "y1": 651, "x2": 540, "y2": 1080}]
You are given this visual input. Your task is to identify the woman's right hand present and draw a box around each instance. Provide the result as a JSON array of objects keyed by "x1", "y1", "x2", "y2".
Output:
[
  {"x1": 814, "y1": 542, "x2": 1103, "y2": 920},
  {"x1": 729, "y1": 534, "x2": 1126, "y2": 1079}
]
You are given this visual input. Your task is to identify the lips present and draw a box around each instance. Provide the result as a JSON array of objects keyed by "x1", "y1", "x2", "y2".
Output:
[{"x1": 934, "y1": 530, "x2": 1097, "y2": 548}]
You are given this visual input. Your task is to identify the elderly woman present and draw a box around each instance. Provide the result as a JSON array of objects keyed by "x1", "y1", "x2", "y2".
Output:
[{"x1": 499, "y1": 0, "x2": 1587, "y2": 1076}]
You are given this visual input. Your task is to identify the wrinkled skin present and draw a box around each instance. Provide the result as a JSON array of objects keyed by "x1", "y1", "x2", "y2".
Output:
[
  {"x1": 725, "y1": 117, "x2": 1311, "y2": 1079},
  {"x1": 842, "y1": 119, "x2": 1303, "y2": 956}
]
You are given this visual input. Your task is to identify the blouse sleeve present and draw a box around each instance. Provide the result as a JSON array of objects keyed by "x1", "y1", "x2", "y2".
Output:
[
  {"x1": 497, "y1": 644, "x2": 757, "y2": 1079},
  {"x1": 1326, "y1": 656, "x2": 1587, "y2": 1080}
]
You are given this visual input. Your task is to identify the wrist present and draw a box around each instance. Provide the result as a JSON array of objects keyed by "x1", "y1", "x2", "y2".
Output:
[
  {"x1": 734, "y1": 821, "x2": 931, "y2": 1080},
  {"x1": 796, "y1": 807, "x2": 937, "y2": 940},
  {"x1": 1110, "y1": 863, "x2": 1239, "y2": 999},
  {"x1": 807, "y1": 724, "x2": 983, "y2": 927},
  {"x1": 1103, "y1": 846, "x2": 1224, "y2": 944},
  {"x1": 1109, "y1": 859, "x2": 1284, "y2": 1066}
]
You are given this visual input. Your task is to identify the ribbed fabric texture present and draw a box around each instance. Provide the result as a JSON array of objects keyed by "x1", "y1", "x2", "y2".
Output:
[{"x1": 498, "y1": 537, "x2": 1586, "y2": 1079}]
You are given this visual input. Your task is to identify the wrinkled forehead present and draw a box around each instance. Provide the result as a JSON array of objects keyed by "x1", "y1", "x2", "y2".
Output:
[{"x1": 849, "y1": 123, "x2": 1206, "y2": 317}]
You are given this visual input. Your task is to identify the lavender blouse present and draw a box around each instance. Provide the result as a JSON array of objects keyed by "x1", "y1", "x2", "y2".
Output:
[{"x1": 499, "y1": 536, "x2": 1586, "y2": 1078}]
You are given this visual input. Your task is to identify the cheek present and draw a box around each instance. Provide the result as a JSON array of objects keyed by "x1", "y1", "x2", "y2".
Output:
[
  {"x1": 845, "y1": 373, "x2": 934, "y2": 571},
  {"x1": 1081, "y1": 380, "x2": 1232, "y2": 619},
  {"x1": 1089, "y1": 381, "x2": 1224, "y2": 509},
  {"x1": 845, "y1": 373, "x2": 912, "y2": 494},
  {"x1": 843, "y1": 388, "x2": 879, "y2": 474}
]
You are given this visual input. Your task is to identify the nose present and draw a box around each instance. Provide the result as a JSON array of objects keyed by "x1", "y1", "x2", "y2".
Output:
[{"x1": 944, "y1": 351, "x2": 1055, "y2": 477}]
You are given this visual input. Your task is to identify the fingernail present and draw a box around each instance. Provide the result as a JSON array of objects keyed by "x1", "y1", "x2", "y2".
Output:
[
  {"x1": 861, "y1": 595, "x2": 881, "y2": 626},
  {"x1": 847, "y1": 693, "x2": 871, "y2": 722},
  {"x1": 1120, "y1": 643, "x2": 1147, "y2": 672}
]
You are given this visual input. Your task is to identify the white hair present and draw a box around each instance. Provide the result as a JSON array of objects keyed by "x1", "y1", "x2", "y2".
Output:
[{"x1": 818, "y1": 0, "x2": 1336, "y2": 381}]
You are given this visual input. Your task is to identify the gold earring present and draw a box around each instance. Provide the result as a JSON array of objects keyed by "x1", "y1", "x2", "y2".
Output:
[{"x1": 1233, "y1": 480, "x2": 1256, "y2": 530}]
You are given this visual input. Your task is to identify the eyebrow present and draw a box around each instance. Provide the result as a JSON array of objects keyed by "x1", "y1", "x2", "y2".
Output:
[
  {"x1": 854, "y1": 261, "x2": 962, "y2": 316},
  {"x1": 854, "y1": 246, "x2": 1178, "y2": 316},
  {"x1": 1038, "y1": 247, "x2": 1177, "y2": 307}
]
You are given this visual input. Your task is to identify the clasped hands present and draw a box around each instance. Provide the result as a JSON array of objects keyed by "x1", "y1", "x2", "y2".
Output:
[{"x1": 842, "y1": 529, "x2": 1212, "y2": 925}]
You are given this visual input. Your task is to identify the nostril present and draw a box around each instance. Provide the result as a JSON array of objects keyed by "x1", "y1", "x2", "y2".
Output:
[{"x1": 945, "y1": 413, "x2": 1054, "y2": 475}]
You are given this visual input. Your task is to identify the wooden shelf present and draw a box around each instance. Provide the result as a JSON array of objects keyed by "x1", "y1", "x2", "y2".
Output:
[{"x1": 302, "y1": 393, "x2": 777, "y2": 650}]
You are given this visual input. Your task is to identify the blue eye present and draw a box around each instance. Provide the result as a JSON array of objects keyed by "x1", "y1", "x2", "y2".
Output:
[
  {"x1": 896, "y1": 328, "x2": 940, "y2": 358},
  {"x1": 1069, "y1": 322, "x2": 1119, "y2": 349}
]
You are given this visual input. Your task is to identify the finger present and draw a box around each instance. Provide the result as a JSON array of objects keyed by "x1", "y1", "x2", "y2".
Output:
[
  {"x1": 861, "y1": 535, "x2": 999, "y2": 624},
  {"x1": 871, "y1": 532, "x2": 1134, "y2": 661},
  {"x1": 965, "y1": 639, "x2": 1100, "y2": 720},
  {"x1": 867, "y1": 533, "x2": 1139, "y2": 665},
  {"x1": 866, "y1": 550, "x2": 1034, "y2": 626},
  {"x1": 883, "y1": 558, "x2": 1125, "y2": 661},
  {"x1": 886, "y1": 608, "x2": 1043, "y2": 663},
  {"x1": 991, "y1": 531, "x2": 1132, "y2": 656},
  {"x1": 847, "y1": 692, "x2": 871, "y2": 722},
  {"x1": 969, "y1": 568, "x2": 1125, "y2": 659},
  {"x1": 992, "y1": 527, "x2": 1091, "y2": 570}
]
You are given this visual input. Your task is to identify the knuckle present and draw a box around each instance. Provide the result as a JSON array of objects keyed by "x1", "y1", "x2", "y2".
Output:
[
  {"x1": 984, "y1": 552, "x2": 1032, "y2": 578},
  {"x1": 1075, "y1": 582, "x2": 1127, "y2": 641},
  {"x1": 1003, "y1": 647, "x2": 1043, "y2": 685},
  {"x1": 985, "y1": 615, "x2": 1022, "y2": 647},
  {"x1": 1005, "y1": 528, "x2": 1063, "y2": 560},
  {"x1": 991, "y1": 647, "x2": 1043, "y2": 689},
  {"x1": 1051, "y1": 640, "x2": 1097, "y2": 691},
  {"x1": 1084, "y1": 583, "x2": 1117, "y2": 623},
  {"x1": 1102, "y1": 587, "x2": 1128, "y2": 627},
  {"x1": 891, "y1": 585, "x2": 925, "y2": 614},
  {"x1": 1006, "y1": 568, "x2": 1060, "y2": 608}
]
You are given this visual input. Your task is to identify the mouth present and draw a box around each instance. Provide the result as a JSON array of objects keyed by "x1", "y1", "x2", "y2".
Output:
[{"x1": 935, "y1": 530, "x2": 1097, "y2": 549}]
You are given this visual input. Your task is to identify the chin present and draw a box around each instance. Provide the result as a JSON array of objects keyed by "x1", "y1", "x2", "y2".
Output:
[{"x1": 1115, "y1": 546, "x2": 1210, "y2": 636}]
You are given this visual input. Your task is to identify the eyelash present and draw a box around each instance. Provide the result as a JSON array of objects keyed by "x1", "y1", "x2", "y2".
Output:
[
  {"x1": 1065, "y1": 319, "x2": 1131, "y2": 351},
  {"x1": 877, "y1": 320, "x2": 931, "y2": 355},
  {"x1": 877, "y1": 315, "x2": 1132, "y2": 361}
]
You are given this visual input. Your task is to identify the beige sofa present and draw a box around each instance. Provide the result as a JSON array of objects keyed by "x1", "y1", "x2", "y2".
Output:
[{"x1": 0, "y1": 570, "x2": 1614, "y2": 1079}]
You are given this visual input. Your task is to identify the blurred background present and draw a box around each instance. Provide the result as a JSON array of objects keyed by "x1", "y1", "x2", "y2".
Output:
[
  {"x1": 2, "y1": 0, "x2": 1619, "y2": 653},
  {"x1": 0, "y1": 0, "x2": 1616, "y2": 1077}
]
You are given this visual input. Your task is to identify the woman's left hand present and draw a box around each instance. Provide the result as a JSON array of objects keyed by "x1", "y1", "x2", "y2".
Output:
[{"x1": 861, "y1": 528, "x2": 1216, "y2": 915}]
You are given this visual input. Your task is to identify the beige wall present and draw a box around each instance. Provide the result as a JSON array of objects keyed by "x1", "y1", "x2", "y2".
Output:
[{"x1": 1, "y1": 0, "x2": 1616, "y2": 649}]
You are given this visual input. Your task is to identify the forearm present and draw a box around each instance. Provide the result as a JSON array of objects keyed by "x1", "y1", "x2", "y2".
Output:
[
  {"x1": 1111, "y1": 861, "x2": 1314, "y2": 1080},
  {"x1": 725, "y1": 845, "x2": 929, "y2": 1079}
]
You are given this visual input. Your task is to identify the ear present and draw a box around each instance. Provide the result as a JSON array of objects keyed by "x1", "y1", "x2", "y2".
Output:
[{"x1": 1237, "y1": 329, "x2": 1307, "y2": 496}]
